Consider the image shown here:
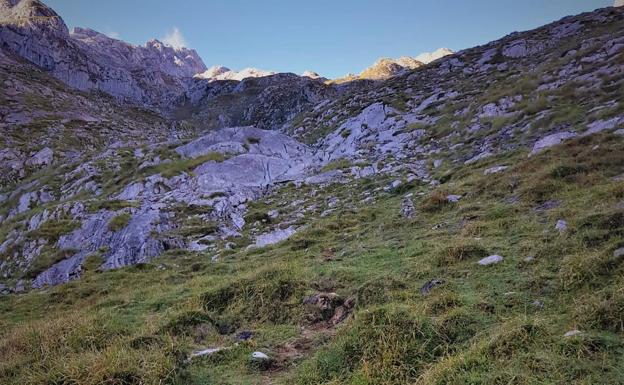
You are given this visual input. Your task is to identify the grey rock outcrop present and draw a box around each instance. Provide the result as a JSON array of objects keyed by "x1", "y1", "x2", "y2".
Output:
[
  {"x1": 30, "y1": 126, "x2": 315, "y2": 287},
  {"x1": 25, "y1": 147, "x2": 53, "y2": 167},
  {"x1": 529, "y1": 132, "x2": 577, "y2": 156},
  {"x1": 251, "y1": 226, "x2": 298, "y2": 248}
]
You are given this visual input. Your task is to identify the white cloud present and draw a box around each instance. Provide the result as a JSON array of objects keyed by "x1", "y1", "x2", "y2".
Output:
[
  {"x1": 162, "y1": 27, "x2": 187, "y2": 50},
  {"x1": 106, "y1": 31, "x2": 120, "y2": 39}
]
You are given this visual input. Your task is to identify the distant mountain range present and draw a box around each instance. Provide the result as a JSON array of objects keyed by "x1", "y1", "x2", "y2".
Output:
[{"x1": 0, "y1": 0, "x2": 453, "y2": 103}]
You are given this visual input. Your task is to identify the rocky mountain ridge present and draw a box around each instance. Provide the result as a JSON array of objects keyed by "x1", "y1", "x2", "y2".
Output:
[
  {"x1": 194, "y1": 65, "x2": 277, "y2": 82},
  {"x1": 0, "y1": 0, "x2": 207, "y2": 107},
  {"x1": 334, "y1": 48, "x2": 454, "y2": 82}
]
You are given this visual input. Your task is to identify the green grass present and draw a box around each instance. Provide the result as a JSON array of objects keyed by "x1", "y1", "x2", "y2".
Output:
[
  {"x1": 320, "y1": 158, "x2": 352, "y2": 173},
  {"x1": 27, "y1": 219, "x2": 80, "y2": 243},
  {"x1": 108, "y1": 213, "x2": 132, "y2": 232},
  {"x1": 1, "y1": 133, "x2": 624, "y2": 384},
  {"x1": 144, "y1": 152, "x2": 227, "y2": 178},
  {"x1": 87, "y1": 200, "x2": 139, "y2": 213}
]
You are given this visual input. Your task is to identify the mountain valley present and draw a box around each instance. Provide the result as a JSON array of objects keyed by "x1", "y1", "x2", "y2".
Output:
[{"x1": 1, "y1": 1, "x2": 624, "y2": 384}]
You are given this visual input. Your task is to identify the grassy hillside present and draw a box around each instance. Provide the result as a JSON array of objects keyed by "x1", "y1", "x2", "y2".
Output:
[{"x1": 1, "y1": 131, "x2": 622, "y2": 384}]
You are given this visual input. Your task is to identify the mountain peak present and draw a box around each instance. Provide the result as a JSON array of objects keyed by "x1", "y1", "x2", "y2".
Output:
[
  {"x1": 302, "y1": 70, "x2": 322, "y2": 79},
  {"x1": 414, "y1": 47, "x2": 454, "y2": 64},
  {"x1": 359, "y1": 56, "x2": 423, "y2": 80},
  {"x1": 0, "y1": 0, "x2": 67, "y2": 35},
  {"x1": 195, "y1": 66, "x2": 276, "y2": 82}
]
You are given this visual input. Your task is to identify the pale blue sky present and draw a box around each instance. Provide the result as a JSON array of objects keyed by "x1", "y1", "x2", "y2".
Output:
[{"x1": 45, "y1": 0, "x2": 613, "y2": 78}]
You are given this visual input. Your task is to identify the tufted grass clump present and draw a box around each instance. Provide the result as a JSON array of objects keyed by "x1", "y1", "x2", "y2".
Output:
[
  {"x1": 201, "y1": 267, "x2": 308, "y2": 324},
  {"x1": 574, "y1": 285, "x2": 624, "y2": 334},
  {"x1": 420, "y1": 190, "x2": 452, "y2": 212},
  {"x1": 86, "y1": 199, "x2": 139, "y2": 213},
  {"x1": 27, "y1": 219, "x2": 80, "y2": 243},
  {"x1": 436, "y1": 241, "x2": 488, "y2": 266},
  {"x1": 294, "y1": 304, "x2": 447, "y2": 385},
  {"x1": 0, "y1": 311, "x2": 184, "y2": 385},
  {"x1": 108, "y1": 212, "x2": 132, "y2": 232}
]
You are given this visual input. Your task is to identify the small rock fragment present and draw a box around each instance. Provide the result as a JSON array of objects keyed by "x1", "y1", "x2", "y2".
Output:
[
  {"x1": 555, "y1": 219, "x2": 568, "y2": 233},
  {"x1": 564, "y1": 329, "x2": 583, "y2": 338},
  {"x1": 250, "y1": 351, "x2": 272, "y2": 369},
  {"x1": 236, "y1": 331, "x2": 254, "y2": 341},
  {"x1": 447, "y1": 195, "x2": 462, "y2": 203},
  {"x1": 478, "y1": 255, "x2": 503, "y2": 265},
  {"x1": 484, "y1": 165, "x2": 508, "y2": 175},
  {"x1": 400, "y1": 196, "x2": 416, "y2": 219},
  {"x1": 190, "y1": 347, "x2": 224, "y2": 358},
  {"x1": 251, "y1": 351, "x2": 269, "y2": 360},
  {"x1": 532, "y1": 300, "x2": 544, "y2": 309},
  {"x1": 420, "y1": 279, "x2": 445, "y2": 295}
]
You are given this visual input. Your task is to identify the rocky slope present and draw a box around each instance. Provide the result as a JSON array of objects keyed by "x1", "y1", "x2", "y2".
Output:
[
  {"x1": 1, "y1": 0, "x2": 622, "y2": 297},
  {"x1": 174, "y1": 73, "x2": 339, "y2": 130},
  {"x1": 0, "y1": 3, "x2": 624, "y2": 385},
  {"x1": 0, "y1": 48, "x2": 195, "y2": 190}
]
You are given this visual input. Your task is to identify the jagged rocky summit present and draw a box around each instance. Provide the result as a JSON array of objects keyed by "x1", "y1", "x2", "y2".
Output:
[{"x1": 0, "y1": 0, "x2": 206, "y2": 106}]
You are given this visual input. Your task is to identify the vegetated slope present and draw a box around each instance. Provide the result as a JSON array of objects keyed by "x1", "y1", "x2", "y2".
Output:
[
  {"x1": 0, "y1": 50, "x2": 190, "y2": 189},
  {"x1": 0, "y1": 133, "x2": 622, "y2": 384},
  {"x1": 0, "y1": 4, "x2": 623, "y2": 385}
]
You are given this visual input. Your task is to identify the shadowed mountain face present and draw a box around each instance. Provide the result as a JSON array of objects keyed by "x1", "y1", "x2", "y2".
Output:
[{"x1": 1, "y1": 2, "x2": 624, "y2": 385}]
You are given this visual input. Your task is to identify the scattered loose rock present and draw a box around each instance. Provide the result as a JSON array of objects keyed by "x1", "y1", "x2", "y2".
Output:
[
  {"x1": 420, "y1": 279, "x2": 445, "y2": 296},
  {"x1": 529, "y1": 132, "x2": 577, "y2": 156},
  {"x1": 190, "y1": 347, "x2": 225, "y2": 359},
  {"x1": 484, "y1": 165, "x2": 508, "y2": 175},
  {"x1": 250, "y1": 351, "x2": 272, "y2": 369},
  {"x1": 303, "y1": 292, "x2": 354, "y2": 326},
  {"x1": 564, "y1": 329, "x2": 583, "y2": 338},
  {"x1": 250, "y1": 226, "x2": 297, "y2": 248},
  {"x1": 236, "y1": 331, "x2": 254, "y2": 341},
  {"x1": 534, "y1": 200, "x2": 560, "y2": 212},
  {"x1": 478, "y1": 255, "x2": 503, "y2": 265},
  {"x1": 400, "y1": 196, "x2": 416, "y2": 219},
  {"x1": 555, "y1": 219, "x2": 568, "y2": 233},
  {"x1": 251, "y1": 351, "x2": 269, "y2": 360}
]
